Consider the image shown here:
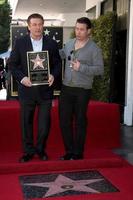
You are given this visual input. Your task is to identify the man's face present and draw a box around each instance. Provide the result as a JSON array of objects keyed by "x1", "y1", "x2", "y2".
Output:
[
  {"x1": 28, "y1": 18, "x2": 44, "y2": 39},
  {"x1": 75, "y1": 22, "x2": 91, "y2": 41}
]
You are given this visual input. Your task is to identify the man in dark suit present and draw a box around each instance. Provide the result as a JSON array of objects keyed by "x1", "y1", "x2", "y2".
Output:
[{"x1": 9, "y1": 13, "x2": 61, "y2": 163}]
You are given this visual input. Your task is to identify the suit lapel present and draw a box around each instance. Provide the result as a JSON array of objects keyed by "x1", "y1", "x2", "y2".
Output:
[
  {"x1": 25, "y1": 35, "x2": 33, "y2": 51},
  {"x1": 25, "y1": 35, "x2": 49, "y2": 51},
  {"x1": 42, "y1": 36, "x2": 49, "y2": 51}
]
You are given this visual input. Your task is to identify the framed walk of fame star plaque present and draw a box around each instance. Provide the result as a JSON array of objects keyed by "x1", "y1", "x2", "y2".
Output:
[{"x1": 27, "y1": 51, "x2": 50, "y2": 85}]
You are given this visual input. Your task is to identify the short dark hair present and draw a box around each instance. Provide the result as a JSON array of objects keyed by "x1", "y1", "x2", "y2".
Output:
[
  {"x1": 27, "y1": 13, "x2": 44, "y2": 24},
  {"x1": 76, "y1": 17, "x2": 92, "y2": 29}
]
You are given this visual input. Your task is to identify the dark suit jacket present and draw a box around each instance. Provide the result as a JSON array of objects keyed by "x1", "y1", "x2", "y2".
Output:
[{"x1": 9, "y1": 35, "x2": 61, "y2": 101}]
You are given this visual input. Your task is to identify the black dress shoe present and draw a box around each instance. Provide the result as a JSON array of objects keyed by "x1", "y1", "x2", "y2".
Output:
[
  {"x1": 38, "y1": 152, "x2": 48, "y2": 161},
  {"x1": 73, "y1": 154, "x2": 83, "y2": 160},
  {"x1": 60, "y1": 153, "x2": 74, "y2": 160},
  {"x1": 19, "y1": 154, "x2": 34, "y2": 163}
]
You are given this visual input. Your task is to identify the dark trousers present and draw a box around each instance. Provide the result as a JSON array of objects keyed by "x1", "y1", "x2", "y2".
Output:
[
  {"x1": 20, "y1": 99, "x2": 52, "y2": 155},
  {"x1": 59, "y1": 85, "x2": 91, "y2": 155}
]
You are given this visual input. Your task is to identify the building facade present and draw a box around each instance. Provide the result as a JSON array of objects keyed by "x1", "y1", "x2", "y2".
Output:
[{"x1": 86, "y1": 0, "x2": 133, "y2": 126}]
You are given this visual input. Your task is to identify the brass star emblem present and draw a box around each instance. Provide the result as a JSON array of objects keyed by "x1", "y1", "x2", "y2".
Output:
[{"x1": 31, "y1": 54, "x2": 45, "y2": 70}]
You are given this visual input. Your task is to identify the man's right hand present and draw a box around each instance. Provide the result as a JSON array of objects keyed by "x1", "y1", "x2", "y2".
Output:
[{"x1": 21, "y1": 77, "x2": 32, "y2": 87}]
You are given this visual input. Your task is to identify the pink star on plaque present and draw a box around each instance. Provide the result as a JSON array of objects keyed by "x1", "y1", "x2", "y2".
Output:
[
  {"x1": 31, "y1": 54, "x2": 45, "y2": 70},
  {"x1": 24, "y1": 174, "x2": 103, "y2": 197}
]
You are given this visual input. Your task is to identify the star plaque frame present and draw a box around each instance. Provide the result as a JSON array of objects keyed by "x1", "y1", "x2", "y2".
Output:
[{"x1": 27, "y1": 51, "x2": 50, "y2": 85}]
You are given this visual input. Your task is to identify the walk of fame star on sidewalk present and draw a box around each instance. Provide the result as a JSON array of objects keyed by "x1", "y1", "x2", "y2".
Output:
[
  {"x1": 24, "y1": 174, "x2": 103, "y2": 197},
  {"x1": 19, "y1": 170, "x2": 119, "y2": 199}
]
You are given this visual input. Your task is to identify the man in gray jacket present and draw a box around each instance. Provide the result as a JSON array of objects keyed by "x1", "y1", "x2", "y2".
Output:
[{"x1": 59, "y1": 17, "x2": 104, "y2": 160}]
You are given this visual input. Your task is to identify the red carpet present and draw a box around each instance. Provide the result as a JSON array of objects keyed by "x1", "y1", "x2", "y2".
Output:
[
  {"x1": 0, "y1": 100, "x2": 128, "y2": 200},
  {"x1": 0, "y1": 149, "x2": 129, "y2": 174},
  {"x1": 0, "y1": 99, "x2": 123, "y2": 175},
  {"x1": 0, "y1": 166, "x2": 133, "y2": 200},
  {"x1": 0, "y1": 99, "x2": 121, "y2": 152}
]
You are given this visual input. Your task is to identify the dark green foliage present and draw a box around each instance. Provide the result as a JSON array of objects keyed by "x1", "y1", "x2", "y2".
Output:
[
  {"x1": 0, "y1": 0, "x2": 12, "y2": 53},
  {"x1": 91, "y1": 12, "x2": 116, "y2": 102}
]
